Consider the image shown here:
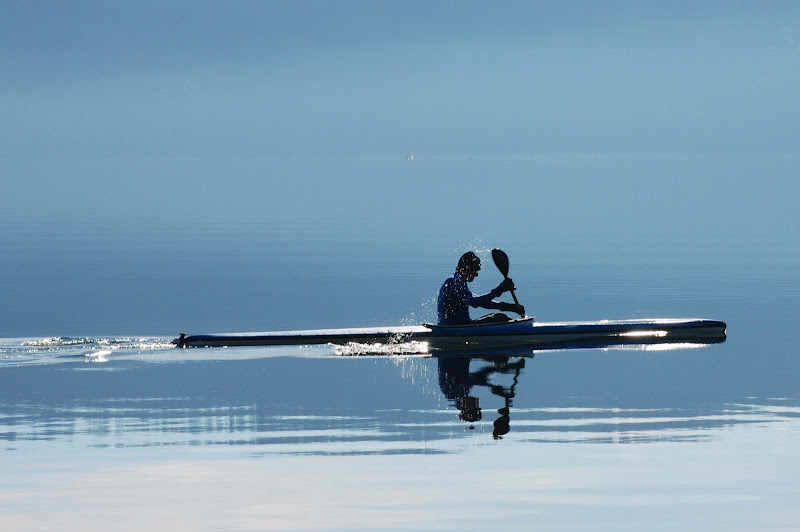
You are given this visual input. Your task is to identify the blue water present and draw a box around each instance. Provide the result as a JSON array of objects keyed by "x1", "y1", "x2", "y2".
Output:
[{"x1": 1, "y1": 154, "x2": 799, "y2": 530}]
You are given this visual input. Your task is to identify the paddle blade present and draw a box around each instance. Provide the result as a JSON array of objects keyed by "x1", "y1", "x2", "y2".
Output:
[{"x1": 491, "y1": 248, "x2": 510, "y2": 278}]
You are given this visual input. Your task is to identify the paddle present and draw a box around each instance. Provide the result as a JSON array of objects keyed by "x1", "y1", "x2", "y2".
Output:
[{"x1": 491, "y1": 248, "x2": 520, "y2": 307}]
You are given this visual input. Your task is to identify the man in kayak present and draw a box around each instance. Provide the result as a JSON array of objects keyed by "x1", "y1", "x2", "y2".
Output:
[{"x1": 437, "y1": 251, "x2": 525, "y2": 325}]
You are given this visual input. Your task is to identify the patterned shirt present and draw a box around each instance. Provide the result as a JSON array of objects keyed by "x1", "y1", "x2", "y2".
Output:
[{"x1": 437, "y1": 272, "x2": 502, "y2": 325}]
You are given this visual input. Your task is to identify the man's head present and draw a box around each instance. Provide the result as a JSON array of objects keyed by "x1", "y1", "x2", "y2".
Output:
[
  {"x1": 457, "y1": 395, "x2": 482, "y2": 423},
  {"x1": 456, "y1": 251, "x2": 481, "y2": 281}
]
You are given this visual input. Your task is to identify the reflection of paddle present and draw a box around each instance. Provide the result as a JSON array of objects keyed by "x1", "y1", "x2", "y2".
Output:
[
  {"x1": 491, "y1": 248, "x2": 520, "y2": 307},
  {"x1": 492, "y1": 358, "x2": 525, "y2": 439}
]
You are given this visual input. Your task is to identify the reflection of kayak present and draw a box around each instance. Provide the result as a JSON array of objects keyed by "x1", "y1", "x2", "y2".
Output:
[{"x1": 173, "y1": 317, "x2": 726, "y2": 349}]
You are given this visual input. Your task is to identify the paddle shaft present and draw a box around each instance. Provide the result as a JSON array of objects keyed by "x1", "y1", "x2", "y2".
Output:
[{"x1": 503, "y1": 272, "x2": 521, "y2": 306}]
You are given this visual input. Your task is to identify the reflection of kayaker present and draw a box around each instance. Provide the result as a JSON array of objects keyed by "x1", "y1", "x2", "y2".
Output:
[
  {"x1": 437, "y1": 356, "x2": 526, "y2": 435},
  {"x1": 437, "y1": 251, "x2": 525, "y2": 325},
  {"x1": 438, "y1": 357, "x2": 481, "y2": 422}
]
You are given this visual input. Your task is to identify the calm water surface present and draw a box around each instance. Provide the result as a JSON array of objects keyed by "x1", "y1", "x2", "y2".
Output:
[{"x1": 1, "y1": 155, "x2": 799, "y2": 531}]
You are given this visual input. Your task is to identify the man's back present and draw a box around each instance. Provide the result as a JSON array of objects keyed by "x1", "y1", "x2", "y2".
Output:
[{"x1": 437, "y1": 274, "x2": 472, "y2": 325}]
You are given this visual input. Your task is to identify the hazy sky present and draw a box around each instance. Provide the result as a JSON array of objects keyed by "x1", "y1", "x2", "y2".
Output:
[{"x1": 2, "y1": 1, "x2": 798, "y2": 158}]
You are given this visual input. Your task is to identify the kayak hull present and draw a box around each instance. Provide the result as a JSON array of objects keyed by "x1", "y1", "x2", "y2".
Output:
[
  {"x1": 174, "y1": 317, "x2": 726, "y2": 349},
  {"x1": 423, "y1": 317, "x2": 725, "y2": 350}
]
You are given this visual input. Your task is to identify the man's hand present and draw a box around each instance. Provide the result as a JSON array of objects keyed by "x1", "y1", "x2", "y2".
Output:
[
  {"x1": 492, "y1": 278, "x2": 515, "y2": 297},
  {"x1": 498, "y1": 278, "x2": 515, "y2": 293},
  {"x1": 499, "y1": 302, "x2": 526, "y2": 317}
]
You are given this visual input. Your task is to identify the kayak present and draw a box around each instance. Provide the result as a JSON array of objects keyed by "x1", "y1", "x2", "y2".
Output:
[{"x1": 173, "y1": 317, "x2": 726, "y2": 350}]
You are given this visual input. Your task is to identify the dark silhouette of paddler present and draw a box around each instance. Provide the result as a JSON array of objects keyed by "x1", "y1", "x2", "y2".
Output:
[{"x1": 437, "y1": 251, "x2": 525, "y2": 325}]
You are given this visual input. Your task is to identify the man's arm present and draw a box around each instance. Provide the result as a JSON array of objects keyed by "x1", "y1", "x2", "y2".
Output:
[
  {"x1": 469, "y1": 290, "x2": 525, "y2": 317},
  {"x1": 468, "y1": 277, "x2": 515, "y2": 307},
  {"x1": 469, "y1": 292, "x2": 504, "y2": 309}
]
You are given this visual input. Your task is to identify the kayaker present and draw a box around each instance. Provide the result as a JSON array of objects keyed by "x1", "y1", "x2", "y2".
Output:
[{"x1": 437, "y1": 251, "x2": 525, "y2": 326}]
